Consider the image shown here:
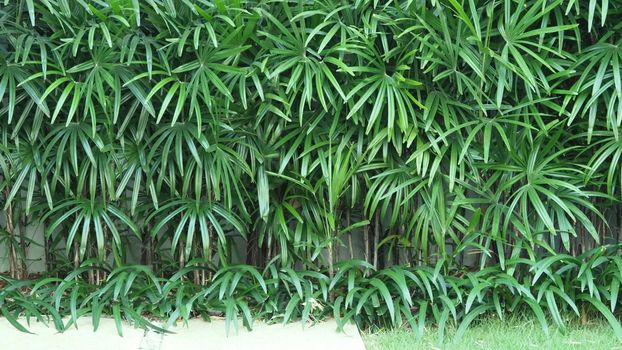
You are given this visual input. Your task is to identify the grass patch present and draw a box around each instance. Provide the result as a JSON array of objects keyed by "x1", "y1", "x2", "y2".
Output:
[{"x1": 363, "y1": 316, "x2": 622, "y2": 350}]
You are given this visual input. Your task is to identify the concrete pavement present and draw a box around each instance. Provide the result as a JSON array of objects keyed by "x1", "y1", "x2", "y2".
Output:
[{"x1": 1, "y1": 317, "x2": 366, "y2": 350}]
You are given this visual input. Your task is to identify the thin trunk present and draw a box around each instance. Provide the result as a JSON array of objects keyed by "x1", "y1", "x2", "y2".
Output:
[
  {"x1": 328, "y1": 240, "x2": 334, "y2": 277},
  {"x1": 151, "y1": 226, "x2": 160, "y2": 274},
  {"x1": 197, "y1": 233, "x2": 207, "y2": 285},
  {"x1": 267, "y1": 239, "x2": 272, "y2": 264},
  {"x1": 73, "y1": 239, "x2": 80, "y2": 269},
  {"x1": 334, "y1": 228, "x2": 340, "y2": 264},
  {"x1": 201, "y1": 265, "x2": 206, "y2": 285},
  {"x1": 207, "y1": 222, "x2": 214, "y2": 279},
  {"x1": 101, "y1": 270, "x2": 107, "y2": 285},
  {"x1": 45, "y1": 235, "x2": 52, "y2": 274},
  {"x1": 193, "y1": 267, "x2": 200, "y2": 284},
  {"x1": 396, "y1": 223, "x2": 404, "y2": 266},
  {"x1": 87, "y1": 245, "x2": 95, "y2": 284},
  {"x1": 96, "y1": 266, "x2": 101, "y2": 285},
  {"x1": 9, "y1": 240, "x2": 17, "y2": 279},
  {"x1": 246, "y1": 228, "x2": 259, "y2": 266},
  {"x1": 347, "y1": 212, "x2": 354, "y2": 260},
  {"x1": 193, "y1": 239, "x2": 200, "y2": 284},
  {"x1": 581, "y1": 303, "x2": 588, "y2": 325},
  {"x1": 18, "y1": 214, "x2": 28, "y2": 278},
  {"x1": 179, "y1": 240, "x2": 186, "y2": 269},
  {"x1": 416, "y1": 196, "x2": 422, "y2": 266},
  {"x1": 363, "y1": 213, "x2": 370, "y2": 266},
  {"x1": 373, "y1": 211, "x2": 380, "y2": 270},
  {"x1": 4, "y1": 189, "x2": 17, "y2": 278},
  {"x1": 144, "y1": 227, "x2": 153, "y2": 267}
]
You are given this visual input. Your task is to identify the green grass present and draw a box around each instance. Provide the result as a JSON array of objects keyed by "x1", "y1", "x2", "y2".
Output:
[{"x1": 363, "y1": 316, "x2": 622, "y2": 350}]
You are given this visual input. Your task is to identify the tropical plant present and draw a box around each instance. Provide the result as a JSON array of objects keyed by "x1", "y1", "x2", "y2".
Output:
[{"x1": 1, "y1": 0, "x2": 622, "y2": 340}]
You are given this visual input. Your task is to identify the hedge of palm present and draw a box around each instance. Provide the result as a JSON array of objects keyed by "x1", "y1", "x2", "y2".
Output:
[{"x1": 2, "y1": 0, "x2": 622, "y2": 340}]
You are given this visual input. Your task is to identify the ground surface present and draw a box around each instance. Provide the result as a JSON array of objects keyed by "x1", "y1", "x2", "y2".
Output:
[
  {"x1": 1, "y1": 317, "x2": 365, "y2": 350},
  {"x1": 5, "y1": 315, "x2": 620, "y2": 349},
  {"x1": 363, "y1": 317, "x2": 622, "y2": 350}
]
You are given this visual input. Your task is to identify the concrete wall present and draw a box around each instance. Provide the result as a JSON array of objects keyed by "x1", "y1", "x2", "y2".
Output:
[
  {"x1": 3, "y1": 208, "x2": 614, "y2": 274},
  {"x1": 0, "y1": 212, "x2": 47, "y2": 273},
  {"x1": 0, "y1": 211, "x2": 251, "y2": 273},
  {"x1": 0, "y1": 210, "x2": 372, "y2": 273}
]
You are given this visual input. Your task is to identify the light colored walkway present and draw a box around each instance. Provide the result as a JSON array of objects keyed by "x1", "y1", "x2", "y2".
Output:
[{"x1": 1, "y1": 317, "x2": 366, "y2": 350}]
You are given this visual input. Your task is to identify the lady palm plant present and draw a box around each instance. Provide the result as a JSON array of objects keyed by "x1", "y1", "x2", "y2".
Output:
[{"x1": 2, "y1": 0, "x2": 622, "y2": 338}]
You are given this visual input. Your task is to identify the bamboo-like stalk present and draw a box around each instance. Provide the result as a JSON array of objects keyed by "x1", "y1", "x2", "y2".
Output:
[
  {"x1": 73, "y1": 240, "x2": 80, "y2": 270},
  {"x1": 179, "y1": 240, "x2": 186, "y2": 269},
  {"x1": 347, "y1": 211, "x2": 354, "y2": 259},
  {"x1": 373, "y1": 211, "x2": 380, "y2": 270},
  {"x1": 327, "y1": 237, "x2": 335, "y2": 278},
  {"x1": 363, "y1": 213, "x2": 370, "y2": 262},
  {"x1": 6, "y1": 201, "x2": 17, "y2": 279},
  {"x1": 18, "y1": 213, "x2": 27, "y2": 278},
  {"x1": 207, "y1": 221, "x2": 215, "y2": 279}
]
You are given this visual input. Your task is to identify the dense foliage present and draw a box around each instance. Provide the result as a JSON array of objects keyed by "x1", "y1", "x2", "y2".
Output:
[
  {"x1": 3, "y1": 246, "x2": 622, "y2": 340},
  {"x1": 1, "y1": 0, "x2": 622, "y2": 339}
]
